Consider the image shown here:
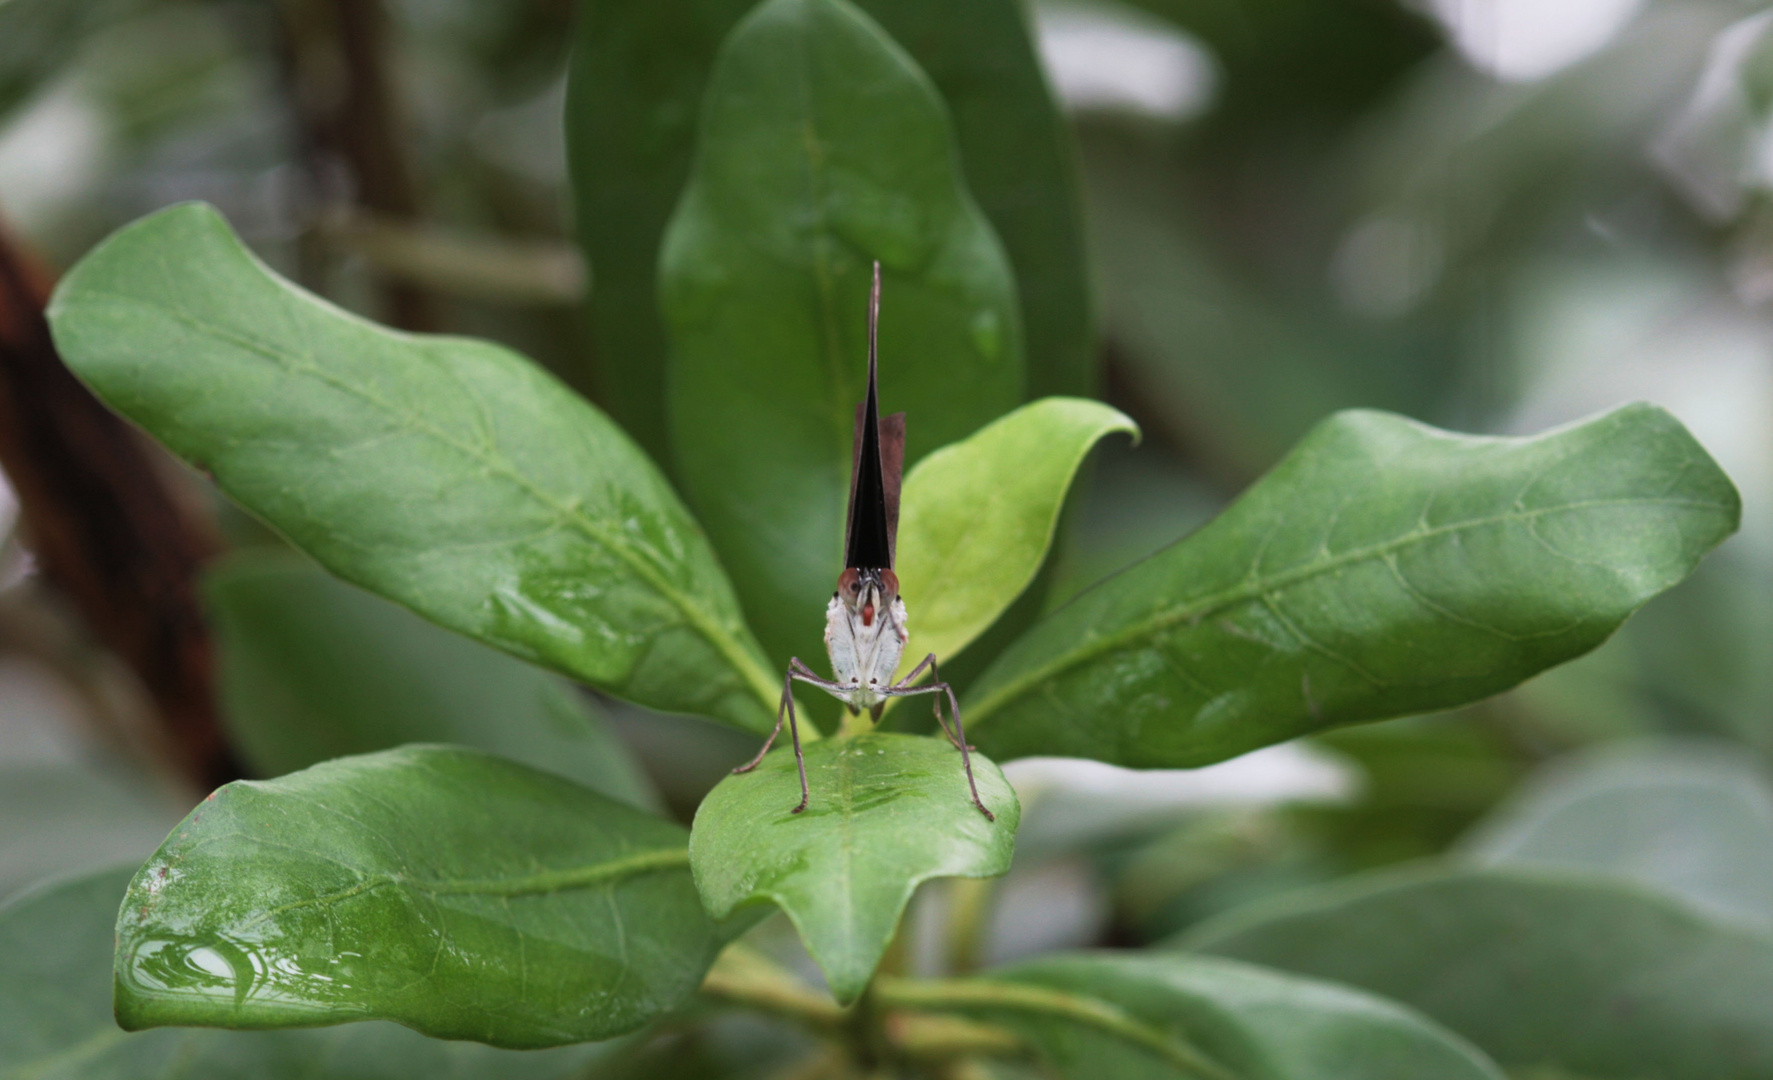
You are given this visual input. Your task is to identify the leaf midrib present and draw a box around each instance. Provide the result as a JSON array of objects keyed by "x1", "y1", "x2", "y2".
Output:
[
  {"x1": 876, "y1": 974, "x2": 1241, "y2": 1080},
  {"x1": 230, "y1": 846, "x2": 692, "y2": 930},
  {"x1": 84, "y1": 288, "x2": 782, "y2": 723},
  {"x1": 967, "y1": 494, "x2": 1732, "y2": 728}
]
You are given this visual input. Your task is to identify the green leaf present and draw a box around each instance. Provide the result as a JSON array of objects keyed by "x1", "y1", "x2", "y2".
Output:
[
  {"x1": 1184, "y1": 864, "x2": 1773, "y2": 1080},
  {"x1": 887, "y1": 0, "x2": 1094, "y2": 400},
  {"x1": 1, "y1": 867, "x2": 616, "y2": 1080},
  {"x1": 114, "y1": 745, "x2": 721, "y2": 1049},
  {"x1": 894, "y1": 398, "x2": 1136, "y2": 673},
  {"x1": 964, "y1": 405, "x2": 1740, "y2": 767},
  {"x1": 1458, "y1": 739, "x2": 1773, "y2": 933},
  {"x1": 46, "y1": 202, "x2": 780, "y2": 735},
  {"x1": 659, "y1": 0, "x2": 1024, "y2": 670},
  {"x1": 205, "y1": 550, "x2": 660, "y2": 811},
  {"x1": 880, "y1": 952, "x2": 1504, "y2": 1080},
  {"x1": 566, "y1": 0, "x2": 1091, "y2": 459},
  {"x1": 689, "y1": 732, "x2": 1018, "y2": 1004}
]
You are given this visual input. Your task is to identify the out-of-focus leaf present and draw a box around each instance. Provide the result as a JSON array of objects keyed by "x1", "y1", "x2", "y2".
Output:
[
  {"x1": 1079, "y1": 126, "x2": 1458, "y2": 480},
  {"x1": 1354, "y1": 8, "x2": 1725, "y2": 277},
  {"x1": 206, "y1": 551, "x2": 659, "y2": 810},
  {"x1": 1459, "y1": 740, "x2": 1773, "y2": 933},
  {"x1": 660, "y1": 0, "x2": 1023, "y2": 671},
  {"x1": 1284, "y1": 714, "x2": 1528, "y2": 880},
  {"x1": 1119, "y1": 0, "x2": 1437, "y2": 128},
  {"x1": 964, "y1": 405, "x2": 1740, "y2": 767},
  {"x1": 1511, "y1": 548, "x2": 1773, "y2": 754},
  {"x1": 875, "y1": 0, "x2": 1093, "y2": 400},
  {"x1": 882, "y1": 952, "x2": 1503, "y2": 1079},
  {"x1": 115, "y1": 746, "x2": 721, "y2": 1049},
  {"x1": 895, "y1": 398, "x2": 1135, "y2": 673},
  {"x1": 689, "y1": 732, "x2": 1018, "y2": 1003},
  {"x1": 1185, "y1": 865, "x2": 1773, "y2": 1080},
  {"x1": 0, "y1": 765, "x2": 184, "y2": 903},
  {"x1": 0, "y1": 867, "x2": 617, "y2": 1080},
  {"x1": 566, "y1": 0, "x2": 1089, "y2": 458},
  {"x1": 47, "y1": 203, "x2": 780, "y2": 735},
  {"x1": 0, "y1": 0, "x2": 139, "y2": 119}
]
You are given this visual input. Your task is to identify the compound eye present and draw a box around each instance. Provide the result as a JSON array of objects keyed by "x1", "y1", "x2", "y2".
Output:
[{"x1": 837, "y1": 568, "x2": 861, "y2": 601}]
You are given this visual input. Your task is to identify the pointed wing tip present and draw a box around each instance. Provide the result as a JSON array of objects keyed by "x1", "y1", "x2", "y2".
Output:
[{"x1": 846, "y1": 261, "x2": 892, "y2": 570}]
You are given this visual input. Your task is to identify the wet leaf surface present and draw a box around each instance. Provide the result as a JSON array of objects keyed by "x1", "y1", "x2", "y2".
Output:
[
  {"x1": 114, "y1": 746, "x2": 721, "y2": 1049},
  {"x1": 965, "y1": 405, "x2": 1739, "y2": 766},
  {"x1": 659, "y1": 0, "x2": 1024, "y2": 672},
  {"x1": 48, "y1": 203, "x2": 779, "y2": 734},
  {"x1": 690, "y1": 732, "x2": 1017, "y2": 1003},
  {"x1": 2, "y1": 867, "x2": 616, "y2": 1079}
]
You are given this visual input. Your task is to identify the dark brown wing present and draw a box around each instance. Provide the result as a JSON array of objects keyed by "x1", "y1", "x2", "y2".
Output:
[
  {"x1": 846, "y1": 402, "x2": 904, "y2": 569},
  {"x1": 843, "y1": 262, "x2": 896, "y2": 570},
  {"x1": 880, "y1": 410, "x2": 904, "y2": 568}
]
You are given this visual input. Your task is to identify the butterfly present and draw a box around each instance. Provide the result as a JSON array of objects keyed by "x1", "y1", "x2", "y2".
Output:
[{"x1": 732, "y1": 261, "x2": 993, "y2": 820}]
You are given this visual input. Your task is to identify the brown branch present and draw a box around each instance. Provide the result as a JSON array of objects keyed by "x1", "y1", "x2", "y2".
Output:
[
  {"x1": 0, "y1": 222, "x2": 239, "y2": 792},
  {"x1": 273, "y1": 0, "x2": 435, "y2": 330}
]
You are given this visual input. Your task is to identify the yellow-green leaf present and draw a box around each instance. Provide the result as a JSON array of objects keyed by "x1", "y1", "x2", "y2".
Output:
[{"x1": 896, "y1": 397, "x2": 1136, "y2": 672}]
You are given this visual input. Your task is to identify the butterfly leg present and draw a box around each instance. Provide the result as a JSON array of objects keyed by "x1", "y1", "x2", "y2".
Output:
[
  {"x1": 890, "y1": 654, "x2": 969, "y2": 751},
  {"x1": 731, "y1": 668, "x2": 795, "y2": 773},
  {"x1": 883, "y1": 656, "x2": 993, "y2": 822},
  {"x1": 733, "y1": 659, "x2": 854, "y2": 814}
]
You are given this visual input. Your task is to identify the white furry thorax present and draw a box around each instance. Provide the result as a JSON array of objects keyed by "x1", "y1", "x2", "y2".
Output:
[{"x1": 824, "y1": 594, "x2": 909, "y2": 709}]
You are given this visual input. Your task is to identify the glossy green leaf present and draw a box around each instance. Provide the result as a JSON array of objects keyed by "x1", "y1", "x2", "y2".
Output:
[
  {"x1": 1458, "y1": 739, "x2": 1773, "y2": 933},
  {"x1": 114, "y1": 745, "x2": 721, "y2": 1049},
  {"x1": 1, "y1": 867, "x2": 615, "y2": 1080},
  {"x1": 884, "y1": 952, "x2": 1503, "y2": 1080},
  {"x1": 689, "y1": 732, "x2": 1018, "y2": 1003},
  {"x1": 894, "y1": 398, "x2": 1136, "y2": 673},
  {"x1": 964, "y1": 404, "x2": 1740, "y2": 766},
  {"x1": 1185, "y1": 864, "x2": 1773, "y2": 1080},
  {"x1": 566, "y1": 0, "x2": 1090, "y2": 459},
  {"x1": 46, "y1": 203, "x2": 779, "y2": 735},
  {"x1": 659, "y1": 0, "x2": 1024, "y2": 670},
  {"x1": 206, "y1": 550, "x2": 659, "y2": 811}
]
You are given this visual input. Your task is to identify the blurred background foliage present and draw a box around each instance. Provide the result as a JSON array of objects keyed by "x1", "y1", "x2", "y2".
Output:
[{"x1": 3, "y1": 0, "x2": 1773, "y2": 1052}]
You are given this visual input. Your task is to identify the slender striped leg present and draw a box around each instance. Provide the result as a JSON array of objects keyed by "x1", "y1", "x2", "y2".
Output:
[
  {"x1": 883, "y1": 654, "x2": 993, "y2": 821},
  {"x1": 732, "y1": 659, "x2": 854, "y2": 814},
  {"x1": 891, "y1": 654, "x2": 971, "y2": 752}
]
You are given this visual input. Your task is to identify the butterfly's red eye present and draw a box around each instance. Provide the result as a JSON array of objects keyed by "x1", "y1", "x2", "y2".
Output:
[{"x1": 837, "y1": 568, "x2": 860, "y2": 600}]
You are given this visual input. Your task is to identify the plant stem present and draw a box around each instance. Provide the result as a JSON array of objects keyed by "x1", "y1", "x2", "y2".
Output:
[
  {"x1": 700, "y1": 944, "x2": 846, "y2": 1033},
  {"x1": 942, "y1": 877, "x2": 998, "y2": 976},
  {"x1": 873, "y1": 975, "x2": 1239, "y2": 1080},
  {"x1": 318, "y1": 211, "x2": 587, "y2": 307},
  {"x1": 271, "y1": 0, "x2": 435, "y2": 330},
  {"x1": 884, "y1": 1012, "x2": 1023, "y2": 1061}
]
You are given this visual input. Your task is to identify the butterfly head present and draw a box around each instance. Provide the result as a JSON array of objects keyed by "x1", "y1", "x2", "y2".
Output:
[{"x1": 836, "y1": 566, "x2": 899, "y2": 630}]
